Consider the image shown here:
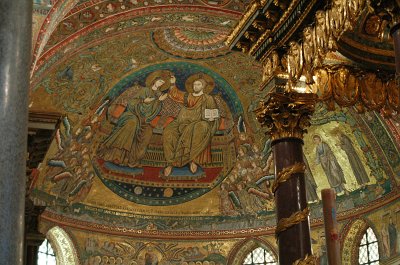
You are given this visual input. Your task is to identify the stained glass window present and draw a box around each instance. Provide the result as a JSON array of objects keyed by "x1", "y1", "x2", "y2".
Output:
[
  {"x1": 38, "y1": 239, "x2": 56, "y2": 265},
  {"x1": 243, "y1": 246, "x2": 277, "y2": 265},
  {"x1": 358, "y1": 227, "x2": 379, "y2": 265}
]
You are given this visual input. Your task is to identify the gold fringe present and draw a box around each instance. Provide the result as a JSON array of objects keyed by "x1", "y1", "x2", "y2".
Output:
[
  {"x1": 275, "y1": 207, "x2": 310, "y2": 237},
  {"x1": 272, "y1": 162, "x2": 306, "y2": 193}
]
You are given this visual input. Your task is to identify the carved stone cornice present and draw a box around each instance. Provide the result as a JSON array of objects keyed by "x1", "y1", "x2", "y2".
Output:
[
  {"x1": 225, "y1": 0, "x2": 263, "y2": 47},
  {"x1": 255, "y1": 91, "x2": 317, "y2": 141}
]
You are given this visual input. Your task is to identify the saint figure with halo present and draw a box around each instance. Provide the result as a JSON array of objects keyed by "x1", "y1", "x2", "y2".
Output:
[
  {"x1": 99, "y1": 70, "x2": 172, "y2": 167},
  {"x1": 163, "y1": 72, "x2": 219, "y2": 176}
]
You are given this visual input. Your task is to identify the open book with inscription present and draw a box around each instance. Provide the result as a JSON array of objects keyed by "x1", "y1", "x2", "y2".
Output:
[{"x1": 204, "y1": 108, "x2": 219, "y2": 119}]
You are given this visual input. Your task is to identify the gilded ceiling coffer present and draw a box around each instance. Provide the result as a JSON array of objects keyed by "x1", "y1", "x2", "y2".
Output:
[{"x1": 256, "y1": 91, "x2": 317, "y2": 265}]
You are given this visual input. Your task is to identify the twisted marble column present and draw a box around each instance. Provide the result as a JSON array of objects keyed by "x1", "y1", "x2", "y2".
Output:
[
  {"x1": 0, "y1": 0, "x2": 33, "y2": 264},
  {"x1": 257, "y1": 91, "x2": 317, "y2": 265}
]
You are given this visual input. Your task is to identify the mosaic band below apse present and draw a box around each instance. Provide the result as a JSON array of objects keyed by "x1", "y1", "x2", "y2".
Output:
[{"x1": 91, "y1": 61, "x2": 243, "y2": 205}]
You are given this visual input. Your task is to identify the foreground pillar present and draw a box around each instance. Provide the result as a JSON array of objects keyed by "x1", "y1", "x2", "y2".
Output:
[
  {"x1": 321, "y1": 188, "x2": 341, "y2": 265},
  {"x1": 257, "y1": 92, "x2": 317, "y2": 265},
  {"x1": 0, "y1": 0, "x2": 33, "y2": 264},
  {"x1": 391, "y1": 23, "x2": 400, "y2": 85}
]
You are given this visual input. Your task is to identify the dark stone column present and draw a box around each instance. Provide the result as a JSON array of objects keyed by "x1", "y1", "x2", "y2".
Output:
[
  {"x1": 0, "y1": 1, "x2": 33, "y2": 264},
  {"x1": 257, "y1": 91, "x2": 317, "y2": 265},
  {"x1": 273, "y1": 138, "x2": 311, "y2": 265},
  {"x1": 391, "y1": 23, "x2": 400, "y2": 74}
]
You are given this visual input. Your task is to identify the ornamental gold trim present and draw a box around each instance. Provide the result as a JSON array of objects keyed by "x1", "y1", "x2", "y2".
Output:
[
  {"x1": 310, "y1": 66, "x2": 398, "y2": 114},
  {"x1": 272, "y1": 162, "x2": 306, "y2": 193},
  {"x1": 225, "y1": 0, "x2": 262, "y2": 46},
  {"x1": 293, "y1": 254, "x2": 317, "y2": 265},
  {"x1": 227, "y1": 0, "x2": 368, "y2": 91},
  {"x1": 256, "y1": 92, "x2": 317, "y2": 141},
  {"x1": 46, "y1": 226, "x2": 80, "y2": 265},
  {"x1": 249, "y1": 0, "x2": 301, "y2": 55},
  {"x1": 275, "y1": 207, "x2": 310, "y2": 237},
  {"x1": 282, "y1": 0, "x2": 367, "y2": 87}
]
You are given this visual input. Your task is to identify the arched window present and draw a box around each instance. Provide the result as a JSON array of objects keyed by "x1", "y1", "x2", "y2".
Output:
[
  {"x1": 37, "y1": 226, "x2": 80, "y2": 265},
  {"x1": 358, "y1": 227, "x2": 380, "y2": 265},
  {"x1": 243, "y1": 246, "x2": 277, "y2": 265},
  {"x1": 38, "y1": 239, "x2": 56, "y2": 265}
]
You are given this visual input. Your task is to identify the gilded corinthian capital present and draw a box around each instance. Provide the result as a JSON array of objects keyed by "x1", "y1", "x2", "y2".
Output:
[{"x1": 256, "y1": 92, "x2": 317, "y2": 141}]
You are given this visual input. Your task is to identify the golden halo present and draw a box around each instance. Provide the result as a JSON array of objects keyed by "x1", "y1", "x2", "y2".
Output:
[
  {"x1": 185, "y1": 72, "x2": 215, "y2": 94},
  {"x1": 145, "y1": 70, "x2": 173, "y2": 91}
]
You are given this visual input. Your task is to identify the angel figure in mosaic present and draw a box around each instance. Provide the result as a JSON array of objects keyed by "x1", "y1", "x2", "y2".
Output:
[{"x1": 46, "y1": 117, "x2": 95, "y2": 204}]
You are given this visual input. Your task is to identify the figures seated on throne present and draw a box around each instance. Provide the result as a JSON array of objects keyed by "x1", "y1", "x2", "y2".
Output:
[
  {"x1": 98, "y1": 70, "x2": 171, "y2": 167},
  {"x1": 97, "y1": 70, "x2": 233, "y2": 179},
  {"x1": 163, "y1": 73, "x2": 219, "y2": 177}
]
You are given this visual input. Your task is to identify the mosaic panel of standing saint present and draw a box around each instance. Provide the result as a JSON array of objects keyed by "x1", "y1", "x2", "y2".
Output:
[{"x1": 92, "y1": 62, "x2": 242, "y2": 205}]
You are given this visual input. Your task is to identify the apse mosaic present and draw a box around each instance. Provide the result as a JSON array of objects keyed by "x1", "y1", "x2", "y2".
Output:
[
  {"x1": 92, "y1": 61, "x2": 242, "y2": 205},
  {"x1": 30, "y1": 19, "x2": 400, "y2": 231},
  {"x1": 36, "y1": 79, "x2": 399, "y2": 221},
  {"x1": 37, "y1": 98, "x2": 399, "y2": 221},
  {"x1": 39, "y1": 61, "x2": 249, "y2": 207}
]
